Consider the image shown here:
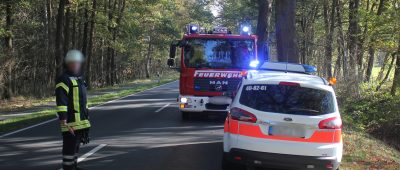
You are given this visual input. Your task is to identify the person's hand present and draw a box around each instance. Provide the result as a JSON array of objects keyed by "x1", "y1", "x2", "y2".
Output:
[{"x1": 60, "y1": 120, "x2": 75, "y2": 136}]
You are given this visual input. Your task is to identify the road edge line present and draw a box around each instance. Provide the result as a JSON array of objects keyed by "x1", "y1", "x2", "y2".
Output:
[
  {"x1": 90, "y1": 80, "x2": 177, "y2": 108},
  {"x1": 0, "y1": 118, "x2": 57, "y2": 138},
  {"x1": 0, "y1": 80, "x2": 178, "y2": 138}
]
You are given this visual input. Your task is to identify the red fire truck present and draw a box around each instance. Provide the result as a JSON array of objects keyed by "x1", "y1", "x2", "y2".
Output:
[{"x1": 168, "y1": 24, "x2": 260, "y2": 119}]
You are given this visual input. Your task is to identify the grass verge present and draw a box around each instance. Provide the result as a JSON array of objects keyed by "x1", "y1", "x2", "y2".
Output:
[
  {"x1": 0, "y1": 77, "x2": 177, "y2": 135},
  {"x1": 341, "y1": 122, "x2": 400, "y2": 169},
  {"x1": 339, "y1": 78, "x2": 400, "y2": 169}
]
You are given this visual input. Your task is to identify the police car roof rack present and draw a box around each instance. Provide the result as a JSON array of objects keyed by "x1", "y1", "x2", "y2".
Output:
[{"x1": 259, "y1": 62, "x2": 317, "y2": 74}]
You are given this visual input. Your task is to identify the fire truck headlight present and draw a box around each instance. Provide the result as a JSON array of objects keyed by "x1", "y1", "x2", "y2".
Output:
[
  {"x1": 249, "y1": 60, "x2": 260, "y2": 68},
  {"x1": 191, "y1": 26, "x2": 198, "y2": 31},
  {"x1": 180, "y1": 97, "x2": 191, "y2": 103}
]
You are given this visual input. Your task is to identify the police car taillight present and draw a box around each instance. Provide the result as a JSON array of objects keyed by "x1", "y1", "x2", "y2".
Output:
[
  {"x1": 230, "y1": 107, "x2": 257, "y2": 123},
  {"x1": 318, "y1": 117, "x2": 342, "y2": 129}
]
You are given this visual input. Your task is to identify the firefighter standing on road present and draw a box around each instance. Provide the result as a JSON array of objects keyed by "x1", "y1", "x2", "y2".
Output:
[{"x1": 55, "y1": 50, "x2": 91, "y2": 170}]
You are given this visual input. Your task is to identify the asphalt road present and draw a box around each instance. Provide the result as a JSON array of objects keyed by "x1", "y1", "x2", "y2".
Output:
[{"x1": 0, "y1": 81, "x2": 232, "y2": 170}]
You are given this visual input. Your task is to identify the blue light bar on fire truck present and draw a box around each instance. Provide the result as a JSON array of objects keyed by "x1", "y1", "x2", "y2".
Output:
[
  {"x1": 240, "y1": 24, "x2": 251, "y2": 35},
  {"x1": 259, "y1": 62, "x2": 317, "y2": 74},
  {"x1": 187, "y1": 24, "x2": 200, "y2": 34}
]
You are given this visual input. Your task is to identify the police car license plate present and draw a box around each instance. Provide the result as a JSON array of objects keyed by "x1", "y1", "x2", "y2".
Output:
[{"x1": 268, "y1": 126, "x2": 306, "y2": 138}]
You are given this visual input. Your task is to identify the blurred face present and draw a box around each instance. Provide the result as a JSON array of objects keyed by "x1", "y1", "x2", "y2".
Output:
[{"x1": 66, "y1": 62, "x2": 82, "y2": 75}]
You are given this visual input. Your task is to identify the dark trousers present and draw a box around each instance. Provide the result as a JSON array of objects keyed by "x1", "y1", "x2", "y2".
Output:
[{"x1": 62, "y1": 131, "x2": 82, "y2": 170}]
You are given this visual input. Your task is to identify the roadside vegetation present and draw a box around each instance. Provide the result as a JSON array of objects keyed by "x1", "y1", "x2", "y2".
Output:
[
  {"x1": 340, "y1": 96, "x2": 400, "y2": 169},
  {"x1": 339, "y1": 68, "x2": 400, "y2": 169},
  {"x1": 0, "y1": 73, "x2": 178, "y2": 134}
]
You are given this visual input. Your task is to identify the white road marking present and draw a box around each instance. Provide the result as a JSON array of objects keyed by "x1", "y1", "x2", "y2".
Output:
[
  {"x1": 0, "y1": 81, "x2": 178, "y2": 138},
  {"x1": 0, "y1": 118, "x2": 57, "y2": 138},
  {"x1": 59, "y1": 144, "x2": 107, "y2": 170},
  {"x1": 77, "y1": 144, "x2": 107, "y2": 162},
  {"x1": 155, "y1": 103, "x2": 171, "y2": 113}
]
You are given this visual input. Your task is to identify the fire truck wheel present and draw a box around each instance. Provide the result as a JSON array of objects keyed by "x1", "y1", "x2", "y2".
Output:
[{"x1": 181, "y1": 111, "x2": 190, "y2": 120}]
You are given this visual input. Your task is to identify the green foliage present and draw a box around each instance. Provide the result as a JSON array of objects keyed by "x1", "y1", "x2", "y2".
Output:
[
  {"x1": 342, "y1": 91, "x2": 400, "y2": 149},
  {"x1": 0, "y1": 0, "x2": 214, "y2": 97},
  {"x1": 343, "y1": 93, "x2": 400, "y2": 127},
  {"x1": 219, "y1": 0, "x2": 259, "y2": 33}
]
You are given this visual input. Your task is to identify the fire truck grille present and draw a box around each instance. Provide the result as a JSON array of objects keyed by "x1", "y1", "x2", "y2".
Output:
[{"x1": 194, "y1": 78, "x2": 241, "y2": 92}]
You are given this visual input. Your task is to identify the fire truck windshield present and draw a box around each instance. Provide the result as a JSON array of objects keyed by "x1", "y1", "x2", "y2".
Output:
[{"x1": 183, "y1": 39, "x2": 255, "y2": 69}]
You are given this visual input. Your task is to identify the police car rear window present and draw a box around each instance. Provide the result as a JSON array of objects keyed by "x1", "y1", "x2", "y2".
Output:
[{"x1": 239, "y1": 84, "x2": 335, "y2": 116}]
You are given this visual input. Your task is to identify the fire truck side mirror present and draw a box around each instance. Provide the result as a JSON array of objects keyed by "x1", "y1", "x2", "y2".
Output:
[{"x1": 167, "y1": 58, "x2": 175, "y2": 67}]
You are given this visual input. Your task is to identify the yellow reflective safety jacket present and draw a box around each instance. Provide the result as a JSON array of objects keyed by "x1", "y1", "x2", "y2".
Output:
[{"x1": 55, "y1": 72, "x2": 91, "y2": 133}]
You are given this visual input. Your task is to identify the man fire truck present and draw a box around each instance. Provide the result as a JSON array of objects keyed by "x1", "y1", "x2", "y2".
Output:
[{"x1": 168, "y1": 24, "x2": 261, "y2": 119}]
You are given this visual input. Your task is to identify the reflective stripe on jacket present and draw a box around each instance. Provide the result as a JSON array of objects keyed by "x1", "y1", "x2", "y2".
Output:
[{"x1": 55, "y1": 72, "x2": 91, "y2": 132}]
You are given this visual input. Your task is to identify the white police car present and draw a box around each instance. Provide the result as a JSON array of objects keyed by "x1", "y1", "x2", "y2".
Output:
[{"x1": 222, "y1": 62, "x2": 343, "y2": 170}]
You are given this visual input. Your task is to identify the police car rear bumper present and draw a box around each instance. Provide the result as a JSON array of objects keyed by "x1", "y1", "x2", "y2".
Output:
[
  {"x1": 224, "y1": 149, "x2": 340, "y2": 170},
  {"x1": 178, "y1": 95, "x2": 231, "y2": 112}
]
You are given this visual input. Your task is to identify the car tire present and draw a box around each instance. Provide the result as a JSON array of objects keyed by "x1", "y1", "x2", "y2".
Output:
[
  {"x1": 222, "y1": 154, "x2": 231, "y2": 170},
  {"x1": 181, "y1": 111, "x2": 190, "y2": 120}
]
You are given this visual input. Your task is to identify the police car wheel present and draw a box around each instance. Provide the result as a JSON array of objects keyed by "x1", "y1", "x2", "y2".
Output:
[
  {"x1": 181, "y1": 111, "x2": 190, "y2": 120},
  {"x1": 222, "y1": 155, "x2": 231, "y2": 170}
]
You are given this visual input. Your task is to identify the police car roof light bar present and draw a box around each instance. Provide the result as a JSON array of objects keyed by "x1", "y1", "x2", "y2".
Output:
[{"x1": 260, "y1": 62, "x2": 317, "y2": 74}]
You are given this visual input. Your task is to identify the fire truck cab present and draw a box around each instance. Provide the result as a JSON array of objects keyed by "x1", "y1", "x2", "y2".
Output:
[{"x1": 168, "y1": 24, "x2": 259, "y2": 119}]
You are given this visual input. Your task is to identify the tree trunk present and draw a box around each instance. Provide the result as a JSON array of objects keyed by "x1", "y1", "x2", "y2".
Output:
[
  {"x1": 348, "y1": 0, "x2": 361, "y2": 73},
  {"x1": 86, "y1": 0, "x2": 97, "y2": 89},
  {"x1": 376, "y1": 54, "x2": 396, "y2": 91},
  {"x1": 347, "y1": 0, "x2": 361, "y2": 95},
  {"x1": 275, "y1": 0, "x2": 299, "y2": 63},
  {"x1": 82, "y1": 5, "x2": 89, "y2": 56},
  {"x1": 336, "y1": 0, "x2": 348, "y2": 78},
  {"x1": 145, "y1": 41, "x2": 152, "y2": 79},
  {"x1": 106, "y1": 0, "x2": 116, "y2": 85},
  {"x1": 2, "y1": 1, "x2": 14, "y2": 99},
  {"x1": 365, "y1": 0, "x2": 386, "y2": 82},
  {"x1": 45, "y1": 0, "x2": 55, "y2": 86},
  {"x1": 256, "y1": 0, "x2": 272, "y2": 62},
  {"x1": 112, "y1": 0, "x2": 126, "y2": 84},
  {"x1": 365, "y1": 46, "x2": 375, "y2": 82},
  {"x1": 55, "y1": 0, "x2": 67, "y2": 77},
  {"x1": 377, "y1": 53, "x2": 390, "y2": 81},
  {"x1": 391, "y1": 44, "x2": 400, "y2": 96},
  {"x1": 4, "y1": 1, "x2": 13, "y2": 51},
  {"x1": 63, "y1": 7, "x2": 71, "y2": 55},
  {"x1": 323, "y1": 0, "x2": 336, "y2": 78},
  {"x1": 71, "y1": 13, "x2": 76, "y2": 48}
]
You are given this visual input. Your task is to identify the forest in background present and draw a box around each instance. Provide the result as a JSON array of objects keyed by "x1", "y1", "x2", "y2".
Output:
[
  {"x1": 220, "y1": 0, "x2": 400, "y2": 96},
  {"x1": 0, "y1": 0, "x2": 214, "y2": 99},
  {"x1": 1, "y1": 0, "x2": 399, "y2": 99}
]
